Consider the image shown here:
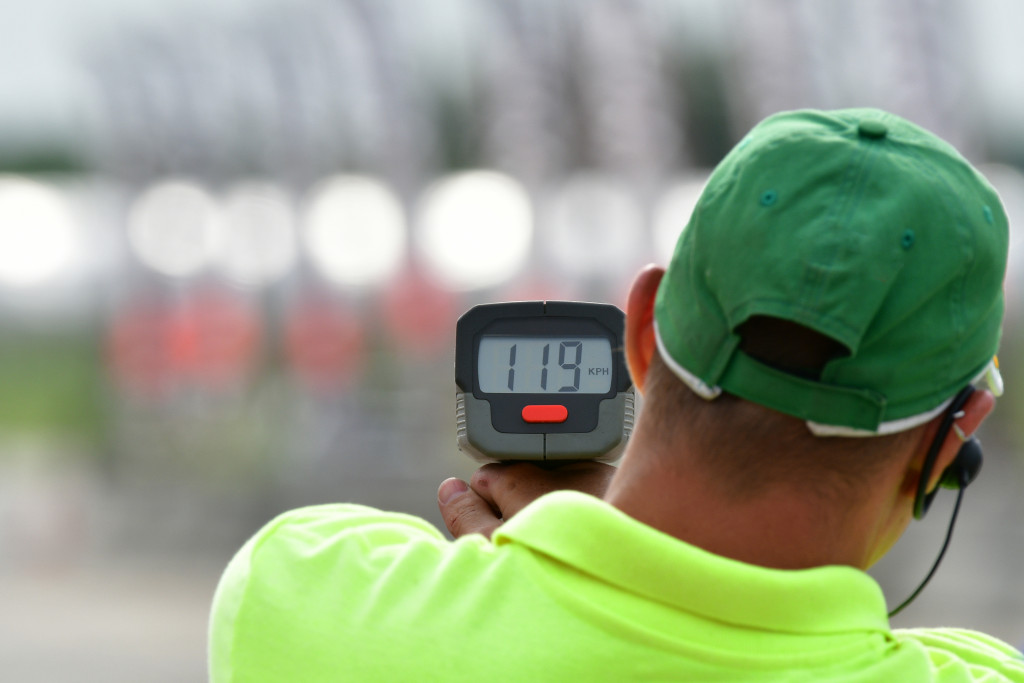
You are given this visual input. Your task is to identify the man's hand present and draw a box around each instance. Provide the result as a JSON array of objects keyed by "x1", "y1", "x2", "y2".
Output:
[{"x1": 437, "y1": 461, "x2": 616, "y2": 539}]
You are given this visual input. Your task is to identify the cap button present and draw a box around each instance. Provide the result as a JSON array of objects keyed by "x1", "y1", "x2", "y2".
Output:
[{"x1": 858, "y1": 119, "x2": 888, "y2": 140}]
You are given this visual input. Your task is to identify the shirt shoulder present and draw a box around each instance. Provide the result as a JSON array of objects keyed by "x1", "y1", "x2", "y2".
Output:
[
  {"x1": 209, "y1": 504, "x2": 487, "y2": 682},
  {"x1": 894, "y1": 627, "x2": 1024, "y2": 682}
]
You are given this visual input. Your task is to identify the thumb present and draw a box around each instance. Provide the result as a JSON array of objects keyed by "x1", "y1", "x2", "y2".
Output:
[{"x1": 438, "y1": 477, "x2": 502, "y2": 539}]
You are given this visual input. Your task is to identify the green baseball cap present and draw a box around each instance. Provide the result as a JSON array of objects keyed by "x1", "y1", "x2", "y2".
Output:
[{"x1": 654, "y1": 108, "x2": 1008, "y2": 436}]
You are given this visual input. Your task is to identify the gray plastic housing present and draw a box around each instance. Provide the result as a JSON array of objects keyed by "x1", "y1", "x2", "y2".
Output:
[{"x1": 456, "y1": 388, "x2": 635, "y2": 463}]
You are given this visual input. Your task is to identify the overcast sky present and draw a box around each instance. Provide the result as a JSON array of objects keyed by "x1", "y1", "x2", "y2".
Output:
[
  {"x1": 0, "y1": 0, "x2": 492, "y2": 158},
  {"x1": 2, "y1": 0, "x2": 1023, "y2": 161},
  {"x1": 0, "y1": 0, "x2": 271, "y2": 150}
]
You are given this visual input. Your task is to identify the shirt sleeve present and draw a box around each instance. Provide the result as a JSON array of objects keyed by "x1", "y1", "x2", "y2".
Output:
[
  {"x1": 895, "y1": 627, "x2": 1024, "y2": 682},
  {"x1": 208, "y1": 503, "x2": 448, "y2": 683}
]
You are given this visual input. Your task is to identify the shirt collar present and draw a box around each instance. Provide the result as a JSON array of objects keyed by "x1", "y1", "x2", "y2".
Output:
[{"x1": 496, "y1": 491, "x2": 891, "y2": 636}]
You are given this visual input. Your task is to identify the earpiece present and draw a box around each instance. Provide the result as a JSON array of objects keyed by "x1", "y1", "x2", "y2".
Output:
[
  {"x1": 892, "y1": 386, "x2": 986, "y2": 616},
  {"x1": 938, "y1": 437, "x2": 983, "y2": 490},
  {"x1": 913, "y1": 386, "x2": 984, "y2": 520}
]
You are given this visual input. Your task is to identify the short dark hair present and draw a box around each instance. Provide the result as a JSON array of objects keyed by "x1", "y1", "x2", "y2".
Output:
[{"x1": 642, "y1": 320, "x2": 923, "y2": 500}]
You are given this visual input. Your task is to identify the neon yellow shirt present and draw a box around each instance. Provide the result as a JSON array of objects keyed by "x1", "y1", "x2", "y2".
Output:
[{"x1": 209, "y1": 491, "x2": 1024, "y2": 681}]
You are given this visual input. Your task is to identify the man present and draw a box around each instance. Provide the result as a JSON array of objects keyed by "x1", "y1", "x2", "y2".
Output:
[{"x1": 209, "y1": 109, "x2": 1024, "y2": 681}]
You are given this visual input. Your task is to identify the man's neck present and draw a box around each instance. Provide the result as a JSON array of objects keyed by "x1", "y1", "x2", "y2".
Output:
[{"x1": 603, "y1": 431, "x2": 909, "y2": 571}]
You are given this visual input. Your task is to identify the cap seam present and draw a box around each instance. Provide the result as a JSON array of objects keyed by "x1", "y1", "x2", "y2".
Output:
[
  {"x1": 900, "y1": 139, "x2": 976, "y2": 384},
  {"x1": 808, "y1": 138, "x2": 882, "y2": 315},
  {"x1": 798, "y1": 139, "x2": 866, "y2": 314}
]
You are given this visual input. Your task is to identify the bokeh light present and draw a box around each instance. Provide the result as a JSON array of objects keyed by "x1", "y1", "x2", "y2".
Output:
[
  {"x1": 652, "y1": 175, "x2": 708, "y2": 265},
  {"x1": 302, "y1": 175, "x2": 406, "y2": 290},
  {"x1": 415, "y1": 170, "x2": 533, "y2": 291},
  {"x1": 217, "y1": 182, "x2": 297, "y2": 288},
  {"x1": 544, "y1": 173, "x2": 643, "y2": 280},
  {"x1": 0, "y1": 176, "x2": 78, "y2": 287},
  {"x1": 285, "y1": 294, "x2": 366, "y2": 393},
  {"x1": 381, "y1": 268, "x2": 458, "y2": 357},
  {"x1": 127, "y1": 180, "x2": 221, "y2": 278}
]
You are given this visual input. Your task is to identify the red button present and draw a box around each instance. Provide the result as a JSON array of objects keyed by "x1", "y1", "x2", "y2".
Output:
[{"x1": 522, "y1": 405, "x2": 568, "y2": 423}]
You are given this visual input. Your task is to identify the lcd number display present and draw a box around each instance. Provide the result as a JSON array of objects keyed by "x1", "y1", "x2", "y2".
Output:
[{"x1": 477, "y1": 336, "x2": 613, "y2": 394}]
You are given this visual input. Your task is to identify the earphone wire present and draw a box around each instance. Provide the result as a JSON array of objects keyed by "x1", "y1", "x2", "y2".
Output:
[{"x1": 887, "y1": 485, "x2": 965, "y2": 618}]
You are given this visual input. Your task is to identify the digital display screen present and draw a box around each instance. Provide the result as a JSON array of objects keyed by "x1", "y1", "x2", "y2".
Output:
[{"x1": 477, "y1": 336, "x2": 613, "y2": 394}]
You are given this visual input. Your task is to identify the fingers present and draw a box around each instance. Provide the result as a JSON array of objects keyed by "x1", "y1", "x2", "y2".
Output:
[
  {"x1": 437, "y1": 477, "x2": 502, "y2": 539},
  {"x1": 470, "y1": 461, "x2": 616, "y2": 521},
  {"x1": 438, "y1": 462, "x2": 618, "y2": 539},
  {"x1": 469, "y1": 463, "x2": 544, "y2": 521}
]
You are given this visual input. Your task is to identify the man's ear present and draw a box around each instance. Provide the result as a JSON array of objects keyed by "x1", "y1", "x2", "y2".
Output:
[
  {"x1": 625, "y1": 265, "x2": 665, "y2": 394},
  {"x1": 910, "y1": 388, "x2": 996, "y2": 496}
]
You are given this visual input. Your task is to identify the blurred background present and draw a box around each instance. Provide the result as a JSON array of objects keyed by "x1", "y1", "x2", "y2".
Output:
[{"x1": 1, "y1": 0, "x2": 1023, "y2": 680}]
